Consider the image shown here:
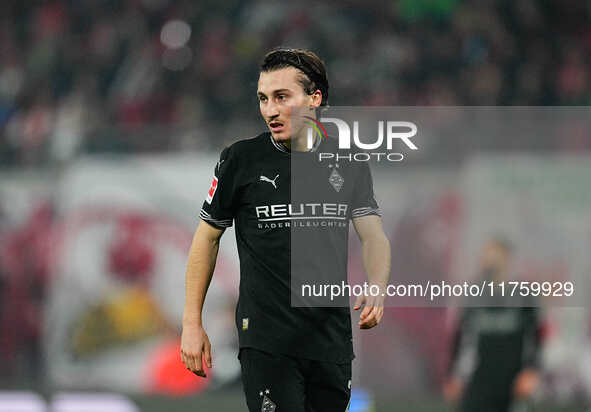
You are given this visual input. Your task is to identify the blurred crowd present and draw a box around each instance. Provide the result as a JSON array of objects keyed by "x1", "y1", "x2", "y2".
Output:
[{"x1": 0, "y1": 0, "x2": 590, "y2": 166}]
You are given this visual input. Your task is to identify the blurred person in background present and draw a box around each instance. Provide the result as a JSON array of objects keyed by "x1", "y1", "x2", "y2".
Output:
[
  {"x1": 180, "y1": 48, "x2": 390, "y2": 412},
  {"x1": 0, "y1": 203, "x2": 52, "y2": 382},
  {"x1": 443, "y1": 236, "x2": 542, "y2": 412}
]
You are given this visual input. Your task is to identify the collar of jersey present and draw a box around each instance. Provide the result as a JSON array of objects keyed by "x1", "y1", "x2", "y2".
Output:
[{"x1": 269, "y1": 133, "x2": 322, "y2": 154}]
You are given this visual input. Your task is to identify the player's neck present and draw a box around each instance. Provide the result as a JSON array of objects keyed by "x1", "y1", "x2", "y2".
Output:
[{"x1": 280, "y1": 133, "x2": 319, "y2": 152}]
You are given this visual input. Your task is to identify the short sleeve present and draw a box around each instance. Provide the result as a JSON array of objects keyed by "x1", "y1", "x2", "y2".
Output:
[
  {"x1": 351, "y1": 161, "x2": 381, "y2": 219},
  {"x1": 199, "y1": 146, "x2": 237, "y2": 229}
]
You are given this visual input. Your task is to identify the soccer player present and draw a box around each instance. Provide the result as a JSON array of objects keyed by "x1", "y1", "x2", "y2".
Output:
[
  {"x1": 443, "y1": 237, "x2": 541, "y2": 412},
  {"x1": 181, "y1": 48, "x2": 391, "y2": 412}
]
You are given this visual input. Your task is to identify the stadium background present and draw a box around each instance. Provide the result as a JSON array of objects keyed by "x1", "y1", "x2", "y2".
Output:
[{"x1": 1, "y1": 0, "x2": 590, "y2": 411}]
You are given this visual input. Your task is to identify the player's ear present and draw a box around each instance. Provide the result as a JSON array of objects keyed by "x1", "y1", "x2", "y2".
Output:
[{"x1": 310, "y1": 89, "x2": 322, "y2": 108}]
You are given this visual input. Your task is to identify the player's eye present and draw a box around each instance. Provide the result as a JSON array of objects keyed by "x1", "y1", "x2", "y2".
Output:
[
  {"x1": 258, "y1": 95, "x2": 267, "y2": 102},
  {"x1": 277, "y1": 94, "x2": 287, "y2": 101}
]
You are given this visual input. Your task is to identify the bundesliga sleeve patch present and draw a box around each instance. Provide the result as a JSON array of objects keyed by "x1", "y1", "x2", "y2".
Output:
[{"x1": 205, "y1": 175, "x2": 218, "y2": 204}]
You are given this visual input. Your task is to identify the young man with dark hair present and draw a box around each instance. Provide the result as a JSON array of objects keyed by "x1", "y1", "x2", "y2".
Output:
[{"x1": 181, "y1": 48, "x2": 391, "y2": 412}]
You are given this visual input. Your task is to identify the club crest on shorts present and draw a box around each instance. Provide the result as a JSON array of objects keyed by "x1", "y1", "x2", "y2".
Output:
[
  {"x1": 328, "y1": 163, "x2": 344, "y2": 192},
  {"x1": 259, "y1": 389, "x2": 276, "y2": 412}
]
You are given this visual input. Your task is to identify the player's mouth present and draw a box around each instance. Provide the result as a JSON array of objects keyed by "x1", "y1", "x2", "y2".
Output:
[{"x1": 269, "y1": 121, "x2": 285, "y2": 133}]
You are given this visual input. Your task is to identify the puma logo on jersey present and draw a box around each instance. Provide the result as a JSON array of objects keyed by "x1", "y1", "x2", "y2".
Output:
[{"x1": 260, "y1": 174, "x2": 279, "y2": 189}]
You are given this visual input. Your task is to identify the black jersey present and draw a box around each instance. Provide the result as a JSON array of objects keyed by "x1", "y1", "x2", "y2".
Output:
[
  {"x1": 449, "y1": 305, "x2": 541, "y2": 412},
  {"x1": 200, "y1": 132, "x2": 380, "y2": 363}
]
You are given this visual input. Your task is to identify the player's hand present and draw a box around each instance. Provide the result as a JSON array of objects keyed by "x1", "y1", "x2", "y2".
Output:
[
  {"x1": 513, "y1": 368, "x2": 539, "y2": 399},
  {"x1": 180, "y1": 323, "x2": 212, "y2": 378},
  {"x1": 353, "y1": 289, "x2": 384, "y2": 329},
  {"x1": 442, "y1": 377, "x2": 463, "y2": 403}
]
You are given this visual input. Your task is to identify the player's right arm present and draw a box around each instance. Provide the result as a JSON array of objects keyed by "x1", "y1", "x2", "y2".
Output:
[
  {"x1": 181, "y1": 145, "x2": 237, "y2": 377},
  {"x1": 443, "y1": 308, "x2": 473, "y2": 403},
  {"x1": 181, "y1": 220, "x2": 224, "y2": 378}
]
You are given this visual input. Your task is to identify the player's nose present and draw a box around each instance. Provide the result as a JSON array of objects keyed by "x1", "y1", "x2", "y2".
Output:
[{"x1": 263, "y1": 101, "x2": 280, "y2": 119}]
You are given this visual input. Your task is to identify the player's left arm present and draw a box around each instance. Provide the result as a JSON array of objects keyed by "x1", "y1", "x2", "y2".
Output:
[{"x1": 352, "y1": 214, "x2": 391, "y2": 329}]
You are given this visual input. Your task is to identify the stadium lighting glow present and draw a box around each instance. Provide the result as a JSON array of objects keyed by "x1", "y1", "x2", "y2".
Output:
[{"x1": 160, "y1": 20, "x2": 191, "y2": 49}]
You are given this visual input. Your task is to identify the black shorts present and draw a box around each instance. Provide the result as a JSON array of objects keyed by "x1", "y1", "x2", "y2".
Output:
[{"x1": 239, "y1": 348, "x2": 352, "y2": 412}]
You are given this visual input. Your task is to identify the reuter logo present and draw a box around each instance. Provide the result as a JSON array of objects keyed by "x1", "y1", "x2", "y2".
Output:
[
  {"x1": 255, "y1": 203, "x2": 348, "y2": 229},
  {"x1": 305, "y1": 116, "x2": 418, "y2": 162}
]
